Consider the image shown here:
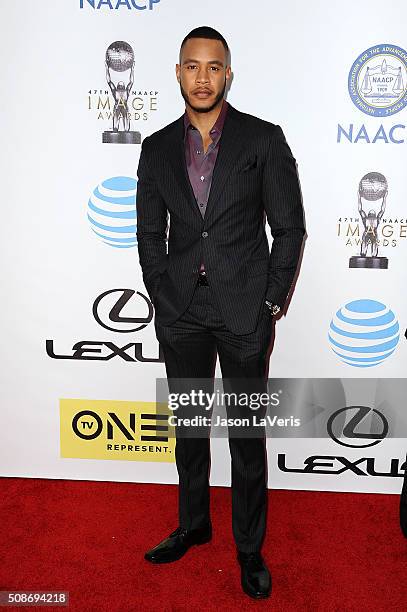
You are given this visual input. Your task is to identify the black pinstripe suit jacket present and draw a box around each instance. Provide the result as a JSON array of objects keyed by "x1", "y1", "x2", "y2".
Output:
[{"x1": 136, "y1": 103, "x2": 305, "y2": 335}]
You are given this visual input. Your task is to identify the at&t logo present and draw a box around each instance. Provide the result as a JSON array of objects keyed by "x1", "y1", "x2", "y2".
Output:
[
  {"x1": 328, "y1": 299, "x2": 399, "y2": 368},
  {"x1": 87, "y1": 176, "x2": 137, "y2": 248}
]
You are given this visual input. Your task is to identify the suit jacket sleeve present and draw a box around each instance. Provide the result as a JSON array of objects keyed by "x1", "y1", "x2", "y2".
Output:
[
  {"x1": 136, "y1": 137, "x2": 168, "y2": 303},
  {"x1": 262, "y1": 125, "x2": 305, "y2": 309}
]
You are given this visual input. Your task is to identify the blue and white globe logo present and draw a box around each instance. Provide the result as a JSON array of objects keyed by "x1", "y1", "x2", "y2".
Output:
[
  {"x1": 87, "y1": 176, "x2": 137, "y2": 248},
  {"x1": 328, "y1": 299, "x2": 399, "y2": 368}
]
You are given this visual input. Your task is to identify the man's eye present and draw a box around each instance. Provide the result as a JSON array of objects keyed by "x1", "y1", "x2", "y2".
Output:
[
  {"x1": 211, "y1": 67, "x2": 220, "y2": 71},
  {"x1": 187, "y1": 65, "x2": 197, "y2": 69}
]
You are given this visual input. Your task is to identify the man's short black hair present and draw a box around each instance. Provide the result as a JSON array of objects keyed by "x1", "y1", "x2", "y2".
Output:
[{"x1": 180, "y1": 26, "x2": 229, "y2": 59}]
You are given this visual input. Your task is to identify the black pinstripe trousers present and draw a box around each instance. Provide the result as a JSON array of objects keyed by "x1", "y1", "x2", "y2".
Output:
[{"x1": 154, "y1": 279, "x2": 273, "y2": 553}]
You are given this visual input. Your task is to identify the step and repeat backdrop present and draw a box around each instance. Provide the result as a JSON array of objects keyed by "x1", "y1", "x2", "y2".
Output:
[{"x1": 1, "y1": 0, "x2": 406, "y2": 494}]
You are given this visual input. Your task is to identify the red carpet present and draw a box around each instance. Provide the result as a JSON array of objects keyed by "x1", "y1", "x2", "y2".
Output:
[{"x1": 1, "y1": 478, "x2": 406, "y2": 611}]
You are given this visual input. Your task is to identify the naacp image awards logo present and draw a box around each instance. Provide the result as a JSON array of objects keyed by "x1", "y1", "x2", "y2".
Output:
[
  {"x1": 87, "y1": 41, "x2": 159, "y2": 140},
  {"x1": 349, "y1": 172, "x2": 388, "y2": 269},
  {"x1": 336, "y1": 172, "x2": 406, "y2": 259}
]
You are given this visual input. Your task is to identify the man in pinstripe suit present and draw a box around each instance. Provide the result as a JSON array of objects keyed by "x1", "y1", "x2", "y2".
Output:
[{"x1": 136, "y1": 26, "x2": 305, "y2": 599}]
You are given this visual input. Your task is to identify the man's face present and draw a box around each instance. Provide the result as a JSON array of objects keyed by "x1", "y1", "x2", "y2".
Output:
[{"x1": 176, "y1": 38, "x2": 231, "y2": 113}]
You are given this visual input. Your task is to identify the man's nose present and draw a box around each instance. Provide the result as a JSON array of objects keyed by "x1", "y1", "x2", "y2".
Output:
[{"x1": 196, "y1": 67, "x2": 210, "y2": 83}]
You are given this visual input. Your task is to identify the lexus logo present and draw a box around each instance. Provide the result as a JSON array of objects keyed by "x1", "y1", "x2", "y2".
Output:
[
  {"x1": 327, "y1": 406, "x2": 389, "y2": 448},
  {"x1": 93, "y1": 289, "x2": 153, "y2": 333}
]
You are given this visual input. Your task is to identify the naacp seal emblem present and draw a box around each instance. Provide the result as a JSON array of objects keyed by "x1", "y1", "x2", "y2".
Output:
[{"x1": 348, "y1": 44, "x2": 407, "y2": 117}]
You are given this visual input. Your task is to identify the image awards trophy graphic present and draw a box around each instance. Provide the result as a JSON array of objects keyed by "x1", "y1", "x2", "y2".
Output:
[
  {"x1": 103, "y1": 41, "x2": 141, "y2": 144},
  {"x1": 349, "y1": 172, "x2": 389, "y2": 269}
]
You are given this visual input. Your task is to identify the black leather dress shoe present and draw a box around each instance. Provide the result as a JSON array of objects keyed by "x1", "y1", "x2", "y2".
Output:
[
  {"x1": 237, "y1": 551, "x2": 272, "y2": 599},
  {"x1": 144, "y1": 523, "x2": 212, "y2": 563}
]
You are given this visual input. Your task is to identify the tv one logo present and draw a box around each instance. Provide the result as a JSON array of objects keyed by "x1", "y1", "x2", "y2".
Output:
[
  {"x1": 60, "y1": 399, "x2": 175, "y2": 463},
  {"x1": 278, "y1": 406, "x2": 406, "y2": 478},
  {"x1": 80, "y1": 0, "x2": 160, "y2": 9},
  {"x1": 72, "y1": 409, "x2": 169, "y2": 442}
]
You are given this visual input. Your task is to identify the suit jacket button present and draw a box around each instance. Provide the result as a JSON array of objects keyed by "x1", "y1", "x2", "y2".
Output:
[{"x1": 201, "y1": 231, "x2": 208, "y2": 238}]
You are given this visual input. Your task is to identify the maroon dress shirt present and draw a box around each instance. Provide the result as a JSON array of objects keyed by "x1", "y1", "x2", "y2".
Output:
[{"x1": 184, "y1": 100, "x2": 228, "y2": 272}]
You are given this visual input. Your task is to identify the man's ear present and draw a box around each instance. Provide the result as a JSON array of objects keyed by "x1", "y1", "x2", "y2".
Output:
[{"x1": 175, "y1": 64, "x2": 181, "y2": 83}]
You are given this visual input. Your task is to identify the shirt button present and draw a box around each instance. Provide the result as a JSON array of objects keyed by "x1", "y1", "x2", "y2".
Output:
[
  {"x1": 199, "y1": 202, "x2": 204, "y2": 207},
  {"x1": 202, "y1": 231, "x2": 208, "y2": 238},
  {"x1": 196, "y1": 150, "x2": 201, "y2": 155},
  {"x1": 200, "y1": 175, "x2": 205, "y2": 182}
]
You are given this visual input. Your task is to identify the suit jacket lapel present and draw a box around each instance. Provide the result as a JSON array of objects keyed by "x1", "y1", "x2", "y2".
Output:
[
  {"x1": 165, "y1": 116, "x2": 203, "y2": 221},
  {"x1": 203, "y1": 105, "x2": 245, "y2": 224}
]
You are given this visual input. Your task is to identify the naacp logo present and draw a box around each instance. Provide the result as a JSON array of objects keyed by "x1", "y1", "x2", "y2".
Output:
[
  {"x1": 348, "y1": 44, "x2": 407, "y2": 117},
  {"x1": 80, "y1": 0, "x2": 161, "y2": 9},
  {"x1": 327, "y1": 406, "x2": 388, "y2": 449}
]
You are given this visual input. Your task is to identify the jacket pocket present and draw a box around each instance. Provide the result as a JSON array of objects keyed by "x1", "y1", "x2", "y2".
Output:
[
  {"x1": 248, "y1": 258, "x2": 268, "y2": 277},
  {"x1": 238, "y1": 155, "x2": 258, "y2": 173}
]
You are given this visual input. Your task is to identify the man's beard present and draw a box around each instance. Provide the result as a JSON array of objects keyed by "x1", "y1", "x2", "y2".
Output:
[{"x1": 180, "y1": 79, "x2": 226, "y2": 113}]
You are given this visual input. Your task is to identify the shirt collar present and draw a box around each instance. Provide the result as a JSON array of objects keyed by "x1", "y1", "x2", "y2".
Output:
[{"x1": 183, "y1": 99, "x2": 229, "y2": 142}]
